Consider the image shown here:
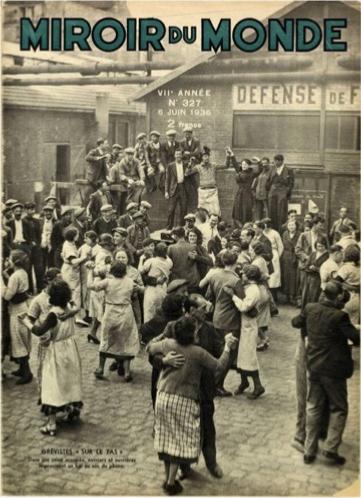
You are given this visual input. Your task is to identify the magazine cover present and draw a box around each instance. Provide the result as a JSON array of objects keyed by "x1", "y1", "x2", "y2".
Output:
[{"x1": 1, "y1": 0, "x2": 360, "y2": 496}]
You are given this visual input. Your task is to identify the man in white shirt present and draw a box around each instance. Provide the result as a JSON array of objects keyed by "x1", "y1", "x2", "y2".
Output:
[
  {"x1": 338, "y1": 224, "x2": 358, "y2": 251},
  {"x1": 320, "y1": 244, "x2": 343, "y2": 290},
  {"x1": 199, "y1": 213, "x2": 220, "y2": 251}
]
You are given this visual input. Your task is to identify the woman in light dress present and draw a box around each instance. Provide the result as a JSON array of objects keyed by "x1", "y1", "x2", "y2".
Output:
[
  {"x1": 21, "y1": 279, "x2": 83, "y2": 436},
  {"x1": 224, "y1": 264, "x2": 265, "y2": 399},
  {"x1": 60, "y1": 227, "x2": 89, "y2": 325},
  {"x1": 89, "y1": 261, "x2": 140, "y2": 382}
]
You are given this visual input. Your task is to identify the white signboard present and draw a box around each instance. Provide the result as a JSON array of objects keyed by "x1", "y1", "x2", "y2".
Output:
[
  {"x1": 233, "y1": 83, "x2": 360, "y2": 112},
  {"x1": 326, "y1": 84, "x2": 360, "y2": 111},
  {"x1": 232, "y1": 83, "x2": 321, "y2": 110}
]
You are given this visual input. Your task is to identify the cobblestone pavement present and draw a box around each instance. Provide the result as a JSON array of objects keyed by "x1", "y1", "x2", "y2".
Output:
[{"x1": 2, "y1": 305, "x2": 360, "y2": 496}]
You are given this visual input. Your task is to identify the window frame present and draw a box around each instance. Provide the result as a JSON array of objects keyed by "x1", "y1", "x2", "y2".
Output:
[
  {"x1": 324, "y1": 111, "x2": 360, "y2": 154},
  {"x1": 232, "y1": 110, "x2": 322, "y2": 152}
]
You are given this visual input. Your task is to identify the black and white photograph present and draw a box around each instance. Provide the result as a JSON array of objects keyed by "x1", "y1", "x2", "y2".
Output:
[{"x1": 1, "y1": 0, "x2": 360, "y2": 496}]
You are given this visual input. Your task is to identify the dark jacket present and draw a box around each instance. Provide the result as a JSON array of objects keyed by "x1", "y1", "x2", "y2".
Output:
[
  {"x1": 50, "y1": 219, "x2": 72, "y2": 251},
  {"x1": 23, "y1": 216, "x2": 42, "y2": 246},
  {"x1": 180, "y1": 138, "x2": 201, "y2": 161},
  {"x1": 87, "y1": 190, "x2": 113, "y2": 221},
  {"x1": 267, "y1": 165, "x2": 294, "y2": 198},
  {"x1": 165, "y1": 161, "x2": 185, "y2": 198},
  {"x1": 92, "y1": 217, "x2": 118, "y2": 237},
  {"x1": 168, "y1": 239, "x2": 200, "y2": 288},
  {"x1": 160, "y1": 140, "x2": 180, "y2": 166},
  {"x1": 292, "y1": 300, "x2": 359, "y2": 379},
  {"x1": 85, "y1": 147, "x2": 108, "y2": 186},
  {"x1": 7, "y1": 218, "x2": 33, "y2": 252}
]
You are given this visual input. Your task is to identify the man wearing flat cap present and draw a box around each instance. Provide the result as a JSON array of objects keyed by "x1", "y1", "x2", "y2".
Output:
[
  {"x1": 24, "y1": 202, "x2": 43, "y2": 292},
  {"x1": 108, "y1": 143, "x2": 123, "y2": 170},
  {"x1": 87, "y1": 180, "x2": 114, "y2": 222},
  {"x1": 118, "y1": 202, "x2": 139, "y2": 229},
  {"x1": 44, "y1": 195, "x2": 61, "y2": 221},
  {"x1": 109, "y1": 147, "x2": 145, "y2": 208},
  {"x1": 184, "y1": 213, "x2": 202, "y2": 241},
  {"x1": 139, "y1": 201, "x2": 152, "y2": 230},
  {"x1": 146, "y1": 130, "x2": 166, "y2": 193},
  {"x1": 8, "y1": 203, "x2": 32, "y2": 255},
  {"x1": 126, "y1": 211, "x2": 150, "y2": 266},
  {"x1": 92, "y1": 204, "x2": 117, "y2": 237},
  {"x1": 51, "y1": 206, "x2": 74, "y2": 268},
  {"x1": 160, "y1": 129, "x2": 180, "y2": 168},
  {"x1": 84, "y1": 138, "x2": 110, "y2": 204},
  {"x1": 180, "y1": 127, "x2": 201, "y2": 162}
]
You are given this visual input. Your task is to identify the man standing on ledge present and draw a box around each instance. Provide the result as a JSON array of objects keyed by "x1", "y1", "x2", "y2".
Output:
[
  {"x1": 187, "y1": 147, "x2": 221, "y2": 217},
  {"x1": 165, "y1": 149, "x2": 187, "y2": 230},
  {"x1": 267, "y1": 154, "x2": 294, "y2": 231},
  {"x1": 117, "y1": 147, "x2": 145, "y2": 205}
]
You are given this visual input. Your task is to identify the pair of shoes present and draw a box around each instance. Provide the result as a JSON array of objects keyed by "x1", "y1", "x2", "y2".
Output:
[
  {"x1": 291, "y1": 438, "x2": 304, "y2": 454},
  {"x1": 322, "y1": 450, "x2": 346, "y2": 465},
  {"x1": 215, "y1": 387, "x2": 232, "y2": 397},
  {"x1": 11, "y1": 368, "x2": 22, "y2": 377},
  {"x1": 83, "y1": 316, "x2": 92, "y2": 324},
  {"x1": 304, "y1": 454, "x2": 316, "y2": 464},
  {"x1": 87, "y1": 334, "x2": 100, "y2": 345},
  {"x1": 109, "y1": 361, "x2": 118, "y2": 372},
  {"x1": 271, "y1": 309, "x2": 279, "y2": 317},
  {"x1": 247, "y1": 386, "x2": 265, "y2": 399},
  {"x1": 234, "y1": 381, "x2": 249, "y2": 395},
  {"x1": 40, "y1": 424, "x2": 57, "y2": 436},
  {"x1": 75, "y1": 319, "x2": 90, "y2": 327},
  {"x1": 207, "y1": 464, "x2": 223, "y2": 479},
  {"x1": 124, "y1": 373, "x2": 133, "y2": 382},
  {"x1": 164, "y1": 480, "x2": 183, "y2": 495},
  {"x1": 94, "y1": 369, "x2": 107, "y2": 380},
  {"x1": 16, "y1": 373, "x2": 33, "y2": 385}
]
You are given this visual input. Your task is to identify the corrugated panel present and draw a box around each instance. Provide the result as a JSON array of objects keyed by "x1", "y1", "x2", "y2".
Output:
[{"x1": 3, "y1": 85, "x2": 146, "y2": 114}]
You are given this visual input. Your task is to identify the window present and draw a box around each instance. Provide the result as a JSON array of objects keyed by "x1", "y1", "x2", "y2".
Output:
[
  {"x1": 109, "y1": 117, "x2": 129, "y2": 147},
  {"x1": 325, "y1": 113, "x2": 360, "y2": 151},
  {"x1": 233, "y1": 113, "x2": 320, "y2": 151}
]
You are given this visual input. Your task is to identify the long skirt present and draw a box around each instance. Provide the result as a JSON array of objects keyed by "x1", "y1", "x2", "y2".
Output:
[
  {"x1": 143, "y1": 284, "x2": 167, "y2": 323},
  {"x1": 237, "y1": 316, "x2": 259, "y2": 372},
  {"x1": 154, "y1": 391, "x2": 201, "y2": 464},
  {"x1": 198, "y1": 188, "x2": 220, "y2": 217},
  {"x1": 41, "y1": 337, "x2": 82, "y2": 409},
  {"x1": 232, "y1": 188, "x2": 253, "y2": 224},
  {"x1": 269, "y1": 250, "x2": 281, "y2": 289},
  {"x1": 10, "y1": 301, "x2": 31, "y2": 358},
  {"x1": 99, "y1": 303, "x2": 139, "y2": 358},
  {"x1": 61, "y1": 263, "x2": 81, "y2": 308}
]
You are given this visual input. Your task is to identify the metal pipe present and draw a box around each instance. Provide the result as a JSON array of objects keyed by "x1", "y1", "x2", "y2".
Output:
[
  {"x1": 207, "y1": 56, "x2": 313, "y2": 71},
  {"x1": 182, "y1": 71, "x2": 361, "y2": 83},
  {"x1": 3, "y1": 75, "x2": 156, "y2": 86},
  {"x1": 3, "y1": 61, "x2": 179, "y2": 75}
]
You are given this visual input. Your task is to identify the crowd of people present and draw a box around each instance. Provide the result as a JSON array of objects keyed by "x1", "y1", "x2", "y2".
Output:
[{"x1": 1, "y1": 130, "x2": 360, "y2": 495}]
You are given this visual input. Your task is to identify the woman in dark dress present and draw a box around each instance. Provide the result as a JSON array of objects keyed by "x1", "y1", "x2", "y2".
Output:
[
  {"x1": 301, "y1": 236, "x2": 329, "y2": 309},
  {"x1": 281, "y1": 219, "x2": 301, "y2": 305},
  {"x1": 228, "y1": 155, "x2": 257, "y2": 227}
]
